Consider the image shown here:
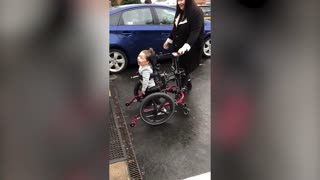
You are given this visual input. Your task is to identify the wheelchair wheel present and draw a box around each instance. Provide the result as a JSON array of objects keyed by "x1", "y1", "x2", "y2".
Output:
[{"x1": 139, "y1": 92, "x2": 175, "y2": 125}]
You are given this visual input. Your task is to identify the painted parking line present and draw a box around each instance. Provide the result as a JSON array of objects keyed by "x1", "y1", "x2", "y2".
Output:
[{"x1": 183, "y1": 172, "x2": 211, "y2": 180}]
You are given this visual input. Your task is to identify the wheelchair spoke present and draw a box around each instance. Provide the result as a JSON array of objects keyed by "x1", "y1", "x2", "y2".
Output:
[
  {"x1": 143, "y1": 106, "x2": 170, "y2": 120},
  {"x1": 152, "y1": 99, "x2": 158, "y2": 105},
  {"x1": 143, "y1": 107, "x2": 156, "y2": 113},
  {"x1": 159, "y1": 109, "x2": 169, "y2": 114},
  {"x1": 159, "y1": 101, "x2": 167, "y2": 109},
  {"x1": 145, "y1": 113, "x2": 167, "y2": 119},
  {"x1": 151, "y1": 99, "x2": 159, "y2": 108},
  {"x1": 151, "y1": 99, "x2": 158, "y2": 115}
]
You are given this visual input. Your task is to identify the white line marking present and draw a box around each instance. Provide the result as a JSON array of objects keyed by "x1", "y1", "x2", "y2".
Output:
[{"x1": 183, "y1": 172, "x2": 211, "y2": 180}]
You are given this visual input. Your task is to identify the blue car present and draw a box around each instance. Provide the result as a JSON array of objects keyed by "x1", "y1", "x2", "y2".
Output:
[{"x1": 110, "y1": 4, "x2": 211, "y2": 73}]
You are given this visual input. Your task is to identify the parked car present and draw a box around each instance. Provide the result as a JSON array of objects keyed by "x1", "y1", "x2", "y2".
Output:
[
  {"x1": 110, "y1": 4, "x2": 211, "y2": 73},
  {"x1": 199, "y1": 4, "x2": 211, "y2": 20},
  {"x1": 153, "y1": 0, "x2": 176, "y2": 7}
]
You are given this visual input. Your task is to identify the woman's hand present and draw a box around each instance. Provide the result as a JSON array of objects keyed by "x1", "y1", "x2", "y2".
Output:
[
  {"x1": 178, "y1": 43, "x2": 191, "y2": 55},
  {"x1": 163, "y1": 38, "x2": 172, "y2": 49},
  {"x1": 163, "y1": 41, "x2": 169, "y2": 49}
]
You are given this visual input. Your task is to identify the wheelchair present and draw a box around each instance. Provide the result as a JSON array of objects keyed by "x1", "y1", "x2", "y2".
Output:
[{"x1": 125, "y1": 52, "x2": 191, "y2": 127}]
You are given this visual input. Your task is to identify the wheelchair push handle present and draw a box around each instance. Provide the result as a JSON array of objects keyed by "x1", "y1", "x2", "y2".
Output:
[
  {"x1": 171, "y1": 52, "x2": 181, "y2": 57},
  {"x1": 130, "y1": 71, "x2": 140, "y2": 79},
  {"x1": 156, "y1": 52, "x2": 181, "y2": 58}
]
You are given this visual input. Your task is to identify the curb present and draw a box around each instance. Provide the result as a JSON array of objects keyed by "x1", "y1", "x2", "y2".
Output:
[{"x1": 109, "y1": 82, "x2": 143, "y2": 180}]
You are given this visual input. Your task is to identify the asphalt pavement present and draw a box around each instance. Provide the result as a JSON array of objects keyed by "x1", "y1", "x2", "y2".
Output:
[{"x1": 110, "y1": 57, "x2": 211, "y2": 180}]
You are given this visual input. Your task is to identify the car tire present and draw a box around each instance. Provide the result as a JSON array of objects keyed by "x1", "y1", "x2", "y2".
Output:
[
  {"x1": 109, "y1": 49, "x2": 128, "y2": 73},
  {"x1": 203, "y1": 37, "x2": 211, "y2": 57}
]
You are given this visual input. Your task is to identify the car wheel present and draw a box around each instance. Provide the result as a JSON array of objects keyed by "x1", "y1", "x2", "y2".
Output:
[
  {"x1": 203, "y1": 37, "x2": 211, "y2": 57},
  {"x1": 109, "y1": 49, "x2": 128, "y2": 73}
]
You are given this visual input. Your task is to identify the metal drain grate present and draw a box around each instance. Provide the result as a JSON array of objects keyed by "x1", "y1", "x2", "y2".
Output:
[
  {"x1": 110, "y1": 82, "x2": 144, "y2": 180},
  {"x1": 128, "y1": 159, "x2": 143, "y2": 180},
  {"x1": 113, "y1": 103, "x2": 143, "y2": 180},
  {"x1": 109, "y1": 105, "x2": 126, "y2": 163}
]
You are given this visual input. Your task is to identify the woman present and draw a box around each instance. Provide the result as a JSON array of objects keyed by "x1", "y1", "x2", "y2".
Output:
[{"x1": 163, "y1": 0, "x2": 204, "y2": 92}]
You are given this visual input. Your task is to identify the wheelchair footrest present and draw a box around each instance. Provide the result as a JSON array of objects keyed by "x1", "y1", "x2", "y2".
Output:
[{"x1": 130, "y1": 114, "x2": 140, "y2": 127}]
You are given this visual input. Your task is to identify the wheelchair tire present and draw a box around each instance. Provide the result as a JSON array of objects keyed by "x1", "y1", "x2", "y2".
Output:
[{"x1": 139, "y1": 92, "x2": 175, "y2": 125}]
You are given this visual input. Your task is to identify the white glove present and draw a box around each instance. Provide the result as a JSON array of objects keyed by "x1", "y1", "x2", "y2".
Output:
[
  {"x1": 165, "y1": 38, "x2": 173, "y2": 44},
  {"x1": 178, "y1": 43, "x2": 191, "y2": 55}
]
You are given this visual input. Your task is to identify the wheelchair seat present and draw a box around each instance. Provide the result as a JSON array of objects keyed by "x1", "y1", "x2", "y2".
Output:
[{"x1": 145, "y1": 85, "x2": 161, "y2": 95}]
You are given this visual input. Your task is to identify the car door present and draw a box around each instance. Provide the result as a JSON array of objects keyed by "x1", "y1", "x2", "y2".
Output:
[
  {"x1": 152, "y1": 7, "x2": 176, "y2": 54},
  {"x1": 115, "y1": 7, "x2": 160, "y2": 64}
]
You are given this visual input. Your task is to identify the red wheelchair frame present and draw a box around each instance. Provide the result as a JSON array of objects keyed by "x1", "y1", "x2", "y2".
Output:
[{"x1": 125, "y1": 52, "x2": 190, "y2": 127}]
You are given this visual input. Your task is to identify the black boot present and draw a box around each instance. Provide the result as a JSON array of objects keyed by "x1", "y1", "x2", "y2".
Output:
[
  {"x1": 187, "y1": 79, "x2": 192, "y2": 91},
  {"x1": 182, "y1": 73, "x2": 192, "y2": 94}
]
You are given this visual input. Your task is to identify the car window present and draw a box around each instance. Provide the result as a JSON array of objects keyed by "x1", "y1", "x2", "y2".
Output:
[
  {"x1": 154, "y1": 8, "x2": 175, "y2": 25},
  {"x1": 110, "y1": 13, "x2": 121, "y2": 26},
  {"x1": 120, "y1": 8, "x2": 153, "y2": 25}
]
